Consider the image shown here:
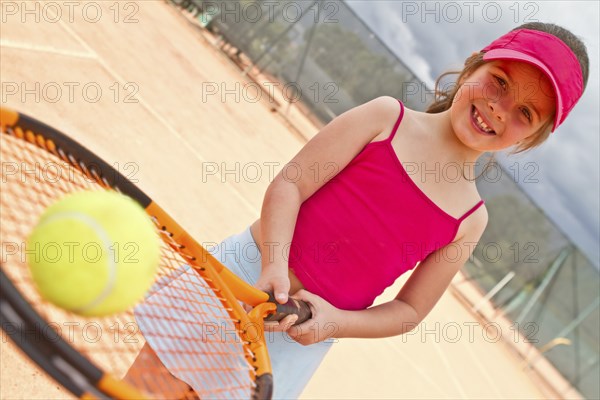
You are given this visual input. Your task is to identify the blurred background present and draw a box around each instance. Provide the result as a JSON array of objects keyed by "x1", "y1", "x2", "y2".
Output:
[
  {"x1": 1, "y1": 0, "x2": 597, "y2": 398},
  {"x1": 169, "y1": 1, "x2": 599, "y2": 398}
]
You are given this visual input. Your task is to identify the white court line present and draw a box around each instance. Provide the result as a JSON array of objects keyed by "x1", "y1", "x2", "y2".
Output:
[
  {"x1": 0, "y1": 40, "x2": 96, "y2": 59},
  {"x1": 432, "y1": 339, "x2": 468, "y2": 399},
  {"x1": 382, "y1": 337, "x2": 449, "y2": 397},
  {"x1": 49, "y1": 8, "x2": 257, "y2": 215},
  {"x1": 460, "y1": 331, "x2": 505, "y2": 398},
  {"x1": 442, "y1": 316, "x2": 505, "y2": 399}
]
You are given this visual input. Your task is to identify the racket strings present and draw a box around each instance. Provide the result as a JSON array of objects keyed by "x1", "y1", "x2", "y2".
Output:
[{"x1": 0, "y1": 128, "x2": 257, "y2": 398}]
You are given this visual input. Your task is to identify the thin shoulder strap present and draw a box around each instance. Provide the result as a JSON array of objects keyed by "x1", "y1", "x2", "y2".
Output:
[
  {"x1": 458, "y1": 200, "x2": 485, "y2": 223},
  {"x1": 385, "y1": 99, "x2": 405, "y2": 142}
]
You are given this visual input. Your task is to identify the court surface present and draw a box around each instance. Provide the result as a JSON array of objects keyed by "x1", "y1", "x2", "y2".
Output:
[{"x1": 0, "y1": 1, "x2": 555, "y2": 398}]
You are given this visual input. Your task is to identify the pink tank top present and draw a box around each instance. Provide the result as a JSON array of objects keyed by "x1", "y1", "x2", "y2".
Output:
[{"x1": 289, "y1": 100, "x2": 484, "y2": 310}]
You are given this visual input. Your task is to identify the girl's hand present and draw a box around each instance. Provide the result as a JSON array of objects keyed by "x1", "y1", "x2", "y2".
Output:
[
  {"x1": 255, "y1": 266, "x2": 291, "y2": 304},
  {"x1": 253, "y1": 266, "x2": 298, "y2": 332},
  {"x1": 263, "y1": 314, "x2": 299, "y2": 333},
  {"x1": 287, "y1": 290, "x2": 344, "y2": 346}
]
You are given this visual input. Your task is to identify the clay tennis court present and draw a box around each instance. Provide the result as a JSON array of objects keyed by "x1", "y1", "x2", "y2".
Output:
[{"x1": 0, "y1": 1, "x2": 572, "y2": 398}]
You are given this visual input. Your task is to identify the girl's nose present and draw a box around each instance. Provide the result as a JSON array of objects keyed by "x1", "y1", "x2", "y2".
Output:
[
  {"x1": 488, "y1": 95, "x2": 510, "y2": 122},
  {"x1": 488, "y1": 103, "x2": 503, "y2": 122}
]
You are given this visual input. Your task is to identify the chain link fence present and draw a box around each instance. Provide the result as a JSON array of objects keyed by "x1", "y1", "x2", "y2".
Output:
[{"x1": 169, "y1": 1, "x2": 599, "y2": 398}]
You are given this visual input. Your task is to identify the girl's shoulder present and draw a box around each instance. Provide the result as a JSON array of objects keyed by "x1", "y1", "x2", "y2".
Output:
[
  {"x1": 372, "y1": 96, "x2": 419, "y2": 142},
  {"x1": 369, "y1": 97, "x2": 423, "y2": 144}
]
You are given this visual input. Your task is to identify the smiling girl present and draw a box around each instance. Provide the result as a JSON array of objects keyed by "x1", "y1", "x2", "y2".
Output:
[{"x1": 131, "y1": 21, "x2": 589, "y2": 399}]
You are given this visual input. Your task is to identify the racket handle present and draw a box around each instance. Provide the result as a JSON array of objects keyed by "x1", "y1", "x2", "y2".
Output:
[{"x1": 264, "y1": 293, "x2": 312, "y2": 325}]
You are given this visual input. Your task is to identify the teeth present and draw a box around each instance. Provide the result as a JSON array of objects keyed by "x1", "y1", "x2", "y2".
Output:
[{"x1": 473, "y1": 108, "x2": 494, "y2": 133}]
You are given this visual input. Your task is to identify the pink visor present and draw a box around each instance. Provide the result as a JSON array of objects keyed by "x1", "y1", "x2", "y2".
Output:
[{"x1": 482, "y1": 29, "x2": 584, "y2": 132}]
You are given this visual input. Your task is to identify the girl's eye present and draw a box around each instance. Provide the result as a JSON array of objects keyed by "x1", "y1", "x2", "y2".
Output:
[
  {"x1": 521, "y1": 108, "x2": 532, "y2": 121},
  {"x1": 494, "y1": 75, "x2": 507, "y2": 90}
]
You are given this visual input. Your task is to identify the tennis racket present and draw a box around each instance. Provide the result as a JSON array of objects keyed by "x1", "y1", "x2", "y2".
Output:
[{"x1": 0, "y1": 106, "x2": 311, "y2": 400}]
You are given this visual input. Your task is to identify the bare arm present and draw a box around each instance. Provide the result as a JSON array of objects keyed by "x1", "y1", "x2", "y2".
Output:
[
  {"x1": 255, "y1": 96, "x2": 402, "y2": 302},
  {"x1": 289, "y1": 205, "x2": 488, "y2": 343}
]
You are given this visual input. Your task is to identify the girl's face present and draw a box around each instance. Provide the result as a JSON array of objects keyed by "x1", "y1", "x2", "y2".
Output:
[{"x1": 450, "y1": 60, "x2": 556, "y2": 152}]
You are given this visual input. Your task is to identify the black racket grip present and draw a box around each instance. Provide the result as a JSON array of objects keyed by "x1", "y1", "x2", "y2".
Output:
[{"x1": 264, "y1": 293, "x2": 312, "y2": 325}]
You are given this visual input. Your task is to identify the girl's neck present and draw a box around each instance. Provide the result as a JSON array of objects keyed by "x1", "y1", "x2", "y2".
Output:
[{"x1": 427, "y1": 109, "x2": 487, "y2": 165}]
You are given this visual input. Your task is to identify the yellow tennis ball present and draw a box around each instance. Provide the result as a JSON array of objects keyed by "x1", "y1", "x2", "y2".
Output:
[{"x1": 27, "y1": 190, "x2": 160, "y2": 316}]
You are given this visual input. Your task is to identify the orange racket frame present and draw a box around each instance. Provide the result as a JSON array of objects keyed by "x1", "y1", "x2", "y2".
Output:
[{"x1": 0, "y1": 107, "x2": 311, "y2": 399}]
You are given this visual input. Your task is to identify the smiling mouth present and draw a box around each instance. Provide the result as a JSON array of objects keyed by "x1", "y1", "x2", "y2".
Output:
[{"x1": 471, "y1": 105, "x2": 496, "y2": 135}]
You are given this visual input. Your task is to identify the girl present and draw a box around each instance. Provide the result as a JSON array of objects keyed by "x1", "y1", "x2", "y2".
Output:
[{"x1": 131, "y1": 21, "x2": 589, "y2": 399}]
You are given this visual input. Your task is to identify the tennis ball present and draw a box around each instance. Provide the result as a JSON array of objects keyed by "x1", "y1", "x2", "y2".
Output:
[{"x1": 27, "y1": 190, "x2": 160, "y2": 316}]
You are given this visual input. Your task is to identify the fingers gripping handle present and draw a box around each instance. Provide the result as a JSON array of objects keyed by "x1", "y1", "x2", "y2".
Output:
[{"x1": 264, "y1": 293, "x2": 312, "y2": 325}]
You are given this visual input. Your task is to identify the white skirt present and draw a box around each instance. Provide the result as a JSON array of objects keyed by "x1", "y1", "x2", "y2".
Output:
[{"x1": 134, "y1": 226, "x2": 333, "y2": 399}]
